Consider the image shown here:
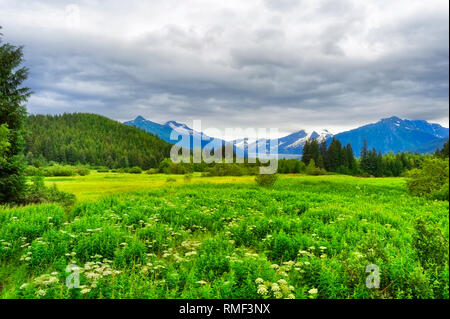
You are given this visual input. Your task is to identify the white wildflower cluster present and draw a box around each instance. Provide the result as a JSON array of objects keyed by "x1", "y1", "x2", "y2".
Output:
[
  {"x1": 78, "y1": 258, "x2": 121, "y2": 294},
  {"x1": 19, "y1": 272, "x2": 60, "y2": 298},
  {"x1": 141, "y1": 261, "x2": 167, "y2": 275},
  {"x1": 20, "y1": 250, "x2": 32, "y2": 262},
  {"x1": 308, "y1": 288, "x2": 318, "y2": 296},
  {"x1": 1, "y1": 239, "x2": 12, "y2": 251},
  {"x1": 180, "y1": 240, "x2": 201, "y2": 259},
  {"x1": 255, "y1": 278, "x2": 295, "y2": 299}
]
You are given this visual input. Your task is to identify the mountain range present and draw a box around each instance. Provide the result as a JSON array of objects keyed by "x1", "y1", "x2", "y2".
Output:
[{"x1": 124, "y1": 116, "x2": 449, "y2": 157}]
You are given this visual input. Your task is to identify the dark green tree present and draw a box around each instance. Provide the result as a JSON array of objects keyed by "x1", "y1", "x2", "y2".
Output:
[
  {"x1": 436, "y1": 139, "x2": 449, "y2": 158},
  {"x1": 0, "y1": 28, "x2": 31, "y2": 203},
  {"x1": 326, "y1": 138, "x2": 343, "y2": 172},
  {"x1": 360, "y1": 138, "x2": 370, "y2": 173},
  {"x1": 302, "y1": 140, "x2": 312, "y2": 165}
]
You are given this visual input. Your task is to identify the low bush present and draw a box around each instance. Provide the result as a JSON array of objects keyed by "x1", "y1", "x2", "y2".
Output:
[
  {"x1": 255, "y1": 173, "x2": 278, "y2": 187},
  {"x1": 25, "y1": 175, "x2": 76, "y2": 208},
  {"x1": 75, "y1": 167, "x2": 90, "y2": 176},
  {"x1": 407, "y1": 157, "x2": 449, "y2": 200},
  {"x1": 146, "y1": 168, "x2": 159, "y2": 174},
  {"x1": 25, "y1": 165, "x2": 90, "y2": 177},
  {"x1": 305, "y1": 160, "x2": 326, "y2": 176},
  {"x1": 126, "y1": 166, "x2": 142, "y2": 174}
]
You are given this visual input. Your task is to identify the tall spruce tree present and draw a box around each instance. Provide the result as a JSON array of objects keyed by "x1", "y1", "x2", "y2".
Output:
[
  {"x1": 360, "y1": 138, "x2": 370, "y2": 173},
  {"x1": 326, "y1": 138, "x2": 343, "y2": 172},
  {"x1": 0, "y1": 27, "x2": 31, "y2": 203},
  {"x1": 302, "y1": 140, "x2": 312, "y2": 165}
]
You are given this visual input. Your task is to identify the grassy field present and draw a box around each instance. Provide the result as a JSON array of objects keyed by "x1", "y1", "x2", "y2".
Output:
[
  {"x1": 44, "y1": 172, "x2": 256, "y2": 202},
  {"x1": 1, "y1": 173, "x2": 448, "y2": 299}
]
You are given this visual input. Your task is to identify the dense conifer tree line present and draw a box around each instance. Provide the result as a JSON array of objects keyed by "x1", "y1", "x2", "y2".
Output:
[
  {"x1": 302, "y1": 138, "x2": 357, "y2": 174},
  {"x1": 24, "y1": 113, "x2": 172, "y2": 170}
]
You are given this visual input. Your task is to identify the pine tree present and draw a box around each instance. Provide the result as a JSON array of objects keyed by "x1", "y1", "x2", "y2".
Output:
[
  {"x1": 0, "y1": 28, "x2": 31, "y2": 203},
  {"x1": 319, "y1": 139, "x2": 329, "y2": 170},
  {"x1": 309, "y1": 139, "x2": 322, "y2": 168},
  {"x1": 327, "y1": 138, "x2": 343, "y2": 172},
  {"x1": 302, "y1": 140, "x2": 312, "y2": 165},
  {"x1": 360, "y1": 138, "x2": 370, "y2": 173}
]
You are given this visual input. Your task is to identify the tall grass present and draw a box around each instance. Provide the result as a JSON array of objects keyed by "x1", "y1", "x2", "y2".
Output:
[{"x1": 0, "y1": 176, "x2": 448, "y2": 299}]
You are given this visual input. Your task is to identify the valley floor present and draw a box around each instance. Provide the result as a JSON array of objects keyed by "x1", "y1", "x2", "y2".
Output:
[{"x1": 1, "y1": 174, "x2": 448, "y2": 299}]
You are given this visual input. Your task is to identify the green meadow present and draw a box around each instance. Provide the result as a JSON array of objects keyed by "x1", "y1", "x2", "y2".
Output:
[{"x1": 0, "y1": 173, "x2": 448, "y2": 299}]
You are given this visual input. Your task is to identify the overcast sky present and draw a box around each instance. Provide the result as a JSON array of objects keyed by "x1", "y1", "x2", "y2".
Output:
[{"x1": 0, "y1": 0, "x2": 448, "y2": 137}]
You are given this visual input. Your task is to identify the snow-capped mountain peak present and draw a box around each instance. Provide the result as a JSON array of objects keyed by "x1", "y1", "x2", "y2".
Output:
[
  {"x1": 285, "y1": 129, "x2": 333, "y2": 149},
  {"x1": 164, "y1": 120, "x2": 193, "y2": 133}
]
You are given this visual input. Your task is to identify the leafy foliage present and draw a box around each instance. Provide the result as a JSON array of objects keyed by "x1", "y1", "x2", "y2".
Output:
[
  {"x1": 406, "y1": 157, "x2": 449, "y2": 200},
  {"x1": 25, "y1": 175, "x2": 76, "y2": 208}
]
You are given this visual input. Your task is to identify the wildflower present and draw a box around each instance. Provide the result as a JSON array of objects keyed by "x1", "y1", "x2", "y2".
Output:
[
  {"x1": 286, "y1": 294, "x2": 295, "y2": 299},
  {"x1": 20, "y1": 283, "x2": 29, "y2": 289},
  {"x1": 271, "y1": 283, "x2": 280, "y2": 292},
  {"x1": 308, "y1": 288, "x2": 318, "y2": 295},
  {"x1": 196, "y1": 280, "x2": 207, "y2": 285},
  {"x1": 81, "y1": 288, "x2": 91, "y2": 294},
  {"x1": 255, "y1": 278, "x2": 264, "y2": 284},
  {"x1": 257, "y1": 285, "x2": 268, "y2": 295},
  {"x1": 185, "y1": 251, "x2": 197, "y2": 257}
]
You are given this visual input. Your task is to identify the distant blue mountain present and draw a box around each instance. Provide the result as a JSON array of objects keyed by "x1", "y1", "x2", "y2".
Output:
[
  {"x1": 124, "y1": 115, "x2": 449, "y2": 156},
  {"x1": 332, "y1": 116, "x2": 449, "y2": 155},
  {"x1": 124, "y1": 116, "x2": 228, "y2": 151}
]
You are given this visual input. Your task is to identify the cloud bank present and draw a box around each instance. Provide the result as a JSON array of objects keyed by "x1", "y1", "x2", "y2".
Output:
[{"x1": 0, "y1": 0, "x2": 448, "y2": 137}]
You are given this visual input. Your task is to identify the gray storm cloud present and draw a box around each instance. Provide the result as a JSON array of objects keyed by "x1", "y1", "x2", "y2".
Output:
[{"x1": 0, "y1": 0, "x2": 448, "y2": 137}]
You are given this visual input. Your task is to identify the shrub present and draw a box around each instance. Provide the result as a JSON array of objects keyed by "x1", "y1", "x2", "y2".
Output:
[
  {"x1": 305, "y1": 159, "x2": 326, "y2": 175},
  {"x1": 25, "y1": 175, "x2": 76, "y2": 208},
  {"x1": 407, "y1": 157, "x2": 449, "y2": 200},
  {"x1": 127, "y1": 166, "x2": 142, "y2": 174},
  {"x1": 24, "y1": 166, "x2": 42, "y2": 176},
  {"x1": 255, "y1": 173, "x2": 278, "y2": 187},
  {"x1": 43, "y1": 165, "x2": 77, "y2": 177},
  {"x1": 413, "y1": 216, "x2": 448, "y2": 271},
  {"x1": 206, "y1": 164, "x2": 245, "y2": 176},
  {"x1": 75, "y1": 167, "x2": 90, "y2": 176},
  {"x1": 146, "y1": 168, "x2": 159, "y2": 174}
]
